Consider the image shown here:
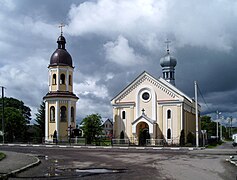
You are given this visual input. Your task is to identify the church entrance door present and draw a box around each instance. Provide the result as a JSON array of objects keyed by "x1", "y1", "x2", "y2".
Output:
[{"x1": 137, "y1": 122, "x2": 150, "y2": 146}]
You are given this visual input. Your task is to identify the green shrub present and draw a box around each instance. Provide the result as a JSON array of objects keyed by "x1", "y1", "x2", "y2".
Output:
[
  {"x1": 187, "y1": 132, "x2": 195, "y2": 145},
  {"x1": 179, "y1": 129, "x2": 185, "y2": 146},
  {"x1": 0, "y1": 152, "x2": 6, "y2": 161}
]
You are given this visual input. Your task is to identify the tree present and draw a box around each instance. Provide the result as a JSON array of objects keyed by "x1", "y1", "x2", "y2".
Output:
[
  {"x1": 201, "y1": 116, "x2": 217, "y2": 138},
  {"x1": 4, "y1": 97, "x2": 31, "y2": 123},
  {"x1": 81, "y1": 114, "x2": 103, "y2": 144},
  {"x1": 34, "y1": 101, "x2": 45, "y2": 139},
  {"x1": 0, "y1": 97, "x2": 31, "y2": 142}
]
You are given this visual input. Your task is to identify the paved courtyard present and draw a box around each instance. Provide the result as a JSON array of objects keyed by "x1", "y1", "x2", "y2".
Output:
[{"x1": 0, "y1": 145, "x2": 236, "y2": 180}]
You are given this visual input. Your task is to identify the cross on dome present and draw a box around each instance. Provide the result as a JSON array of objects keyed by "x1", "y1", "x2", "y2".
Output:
[
  {"x1": 58, "y1": 23, "x2": 65, "y2": 35},
  {"x1": 165, "y1": 39, "x2": 171, "y2": 53}
]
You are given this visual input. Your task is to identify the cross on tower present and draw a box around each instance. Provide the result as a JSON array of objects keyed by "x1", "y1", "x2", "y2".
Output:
[
  {"x1": 58, "y1": 23, "x2": 65, "y2": 35},
  {"x1": 165, "y1": 39, "x2": 171, "y2": 52}
]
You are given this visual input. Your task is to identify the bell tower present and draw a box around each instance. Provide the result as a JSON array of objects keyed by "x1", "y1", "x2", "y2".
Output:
[{"x1": 43, "y1": 26, "x2": 79, "y2": 142}]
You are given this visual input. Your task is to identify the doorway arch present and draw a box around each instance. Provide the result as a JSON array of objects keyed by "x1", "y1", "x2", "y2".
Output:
[{"x1": 136, "y1": 122, "x2": 150, "y2": 146}]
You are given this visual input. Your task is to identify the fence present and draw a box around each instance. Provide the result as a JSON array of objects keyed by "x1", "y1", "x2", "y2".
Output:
[
  {"x1": 146, "y1": 139, "x2": 164, "y2": 146},
  {"x1": 1, "y1": 136, "x2": 184, "y2": 147}
]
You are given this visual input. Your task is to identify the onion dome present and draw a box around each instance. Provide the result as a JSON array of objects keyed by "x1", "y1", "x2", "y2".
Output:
[
  {"x1": 160, "y1": 49, "x2": 177, "y2": 67},
  {"x1": 49, "y1": 35, "x2": 73, "y2": 67}
]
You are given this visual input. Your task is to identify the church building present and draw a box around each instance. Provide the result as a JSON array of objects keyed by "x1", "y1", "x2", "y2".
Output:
[
  {"x1": 111, "y1": 46, "x2": 200, "y2": 145},
  {"x1": 43, "y1": 30, "x2": 79, "y2": 142}
]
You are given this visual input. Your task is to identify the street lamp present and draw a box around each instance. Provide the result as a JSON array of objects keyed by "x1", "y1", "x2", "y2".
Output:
[
  {"x1": 216, "y1": 111, "x2": 221, "y2": 141},
  {"x1": 220, "y1": 116, "x2": 224, "y2": 141},
  {"x1": 230, "y1": 116, "x2": 232, "y2": 138}
]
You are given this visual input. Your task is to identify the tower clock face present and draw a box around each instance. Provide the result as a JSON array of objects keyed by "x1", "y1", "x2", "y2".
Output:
[{"x1": 142, "y1": 92, "x2": 150, "y2": 101}]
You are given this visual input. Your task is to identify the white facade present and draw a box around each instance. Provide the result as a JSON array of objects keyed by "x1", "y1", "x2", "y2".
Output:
[{"x1": 111, "y1": 71, "x2": 200, "y2": 145}]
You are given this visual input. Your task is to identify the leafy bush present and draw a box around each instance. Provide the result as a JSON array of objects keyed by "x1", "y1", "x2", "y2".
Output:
[
  {"x1": 187, "y1": 132, "x2": 195, "y2": 145},
  {"x1": 0, "y1": 152, "x2": 6, "y2": 161}
]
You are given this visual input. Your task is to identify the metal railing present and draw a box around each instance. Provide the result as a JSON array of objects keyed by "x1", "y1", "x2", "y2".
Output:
[{"x1": 146, "y1": 139, "x2": 164, "y2": 146}]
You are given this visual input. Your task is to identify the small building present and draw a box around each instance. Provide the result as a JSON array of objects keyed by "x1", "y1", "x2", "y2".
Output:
[{"x1": 102, "y1": 119, "x2": 113, "y2": 138}]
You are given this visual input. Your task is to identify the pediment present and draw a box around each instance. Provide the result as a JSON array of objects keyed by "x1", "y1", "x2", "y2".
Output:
[
  {"x1": 132, "y1": 114, "x2": 155, "y2": 125},
  {"x1": 111, "y1": 71, "x2": 190, "y2": 104}
]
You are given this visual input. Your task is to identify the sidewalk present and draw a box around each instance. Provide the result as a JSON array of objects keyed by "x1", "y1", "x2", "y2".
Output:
[{"x1": 0, "y1": 151, "x2": 40, "y2": 179}]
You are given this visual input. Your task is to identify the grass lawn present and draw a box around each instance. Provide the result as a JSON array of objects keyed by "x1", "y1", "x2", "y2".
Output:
[{"x1": 0, "y1": 152, "x2": 6, "y2": 161}]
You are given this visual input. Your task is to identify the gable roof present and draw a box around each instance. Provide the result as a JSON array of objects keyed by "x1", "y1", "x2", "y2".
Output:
[
  {"x1": 111, "y1": 71, "x2": 193, "y2": 103},
  {"x1": 132, "y1": 114, "x2": 155, "y2": 125}
]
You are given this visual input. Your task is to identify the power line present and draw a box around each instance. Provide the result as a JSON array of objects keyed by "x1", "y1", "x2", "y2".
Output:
[{"x1": 196, "y1": 83, "x2": 211, "y2": 112}]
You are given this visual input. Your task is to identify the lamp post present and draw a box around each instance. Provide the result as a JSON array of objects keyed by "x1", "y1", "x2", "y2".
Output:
[
  {"x1": 216, "y1": 111, "x2": 221, "y2": 141},
  {"x1": 220, "y1": 116, "x2": 224, "y2": 141}
]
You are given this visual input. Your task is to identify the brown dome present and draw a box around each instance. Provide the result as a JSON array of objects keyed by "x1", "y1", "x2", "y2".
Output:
[{"x1": 49, "y1": 35, "x2": 73, "y2": 67}]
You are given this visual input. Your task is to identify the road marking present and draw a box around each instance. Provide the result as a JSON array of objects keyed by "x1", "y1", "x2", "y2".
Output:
[
  {"x1": 59, "y1": 146, "x2": 67, "y2": 148},
  {"x1": 103, "y1": 146, "x2": 112, "y2": 149},
  {"x1": 32, "y1": 145, "x2": 40, "y2": 147},
  {"x1": 88, "y1": 146, "x2": 96, "y2": 148},
  {"x1": 8, "y1": 144, "x2": 15, "y2": 146},
  {"x1": 20, "y1": 144, "x2": 27, "y2": 147},
  {"x1": 188, "y1": 148, "x2": 194, "y2": 150},
  {"x1": 45, "y1": 145, "x2": 53, "y2": 147},
  {"x1": 170, "y1": 147, "x2": 180, "y2": 150},
  {"x1": 153, "y1": 147, "x2": 163, "y2": 150},
  {"x1": 119, "y1": 147, "x2": 128, "y2": 149},
  {"x1": 73, "y1": 146, "x2": 81, "y2": 148},
  {"x1": 136, "y1": 147, "x2": 145, "y2": 150}
]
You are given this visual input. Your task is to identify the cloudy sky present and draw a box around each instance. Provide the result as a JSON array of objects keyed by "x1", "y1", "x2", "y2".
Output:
[{"x1": 0, "y1": 0, "x2": 237, "y2": 126}]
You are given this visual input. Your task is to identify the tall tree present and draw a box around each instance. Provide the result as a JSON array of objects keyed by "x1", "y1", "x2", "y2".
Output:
[
  {"x1": 0, "y1": 97, "x2": 31, "y2": 142},
  {"x1": 34, "y1": 101, "x2": 45, "y2": 138},
  {"x1": 201, "y1": 115, "x2": 217, "y2": 138},
  {"x1": 81, "y1": 113, "x2": 103, "y2": 144}
]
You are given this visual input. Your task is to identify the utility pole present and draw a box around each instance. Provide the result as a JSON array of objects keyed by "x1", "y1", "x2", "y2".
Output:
[
  {"x1": 194, "y1": 81, "x2": 199, "y2": 147},
  {"x1": 228, "y1": 117, "x2": 231, "y2": 138},
  {"x1": 1, "y1": 86, "x2": 5, "y2": 144},
  {"x1": 230, "y1": 116, "x2": 232, "y2": 138},
  {"x1": 216, "y1": 111, "x2": 221, "y2": 141}
]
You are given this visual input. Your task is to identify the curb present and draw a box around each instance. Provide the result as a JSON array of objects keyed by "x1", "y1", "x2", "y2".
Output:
[
  {"x1": 0, "y1": 143, "x2": 203, "y2": 151},
  {"x1": 0, "y1": 154, "x2": 41, "y2": 179}
]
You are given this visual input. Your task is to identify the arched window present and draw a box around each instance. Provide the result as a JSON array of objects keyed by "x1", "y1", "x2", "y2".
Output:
[
  {"x1": 50, "y1": 106, "x2": 55, "y2": 122},
  {"x1": 52, "y1": 74, "x2": 57, "y2": 85},
  {"x1": 60, "y1": 106, "x2": 66, "y2": 122},
  {"x1": 122, "y1": 111, "x2": 126, "y2": 119},
  {"x1": 71, "y1": 107, "x2": 74, "y2": 122},
  {"x1": 69, "y1": 75, "x2": 72, "y2": 85},
  {"x1": 167, "y1": 128, "x2": 171, "y2": 139},
  {"x1": 167, "y1": 110, "x2": 171, "y2": 119},
  {"x1": 60, "y1": 74, "x2": 65, "y2": 84}
]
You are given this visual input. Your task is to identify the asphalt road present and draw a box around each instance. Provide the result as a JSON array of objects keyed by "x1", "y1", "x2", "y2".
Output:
[{"x1": 1, "y1": 145, "x2": 236, "y2": 180}]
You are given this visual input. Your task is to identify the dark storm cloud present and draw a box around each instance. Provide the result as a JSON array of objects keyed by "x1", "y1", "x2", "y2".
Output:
[{"x1": 1, "y1": 0, "x2": 237, "y2": 125}]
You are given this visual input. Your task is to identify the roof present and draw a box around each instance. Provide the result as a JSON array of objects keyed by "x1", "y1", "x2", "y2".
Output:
[
  {"x1": 49, "y1": 35, "x2": 73, "y2": 68},
  {"x1": 43, "y1": 91, "x2": 79, "y2": 100},
  {"x1": 132, "y1": 114, "x2": 155, "y2": 125},
  {"x1": 111, "y1": 71, "x2": 194, "y2": 104}
]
